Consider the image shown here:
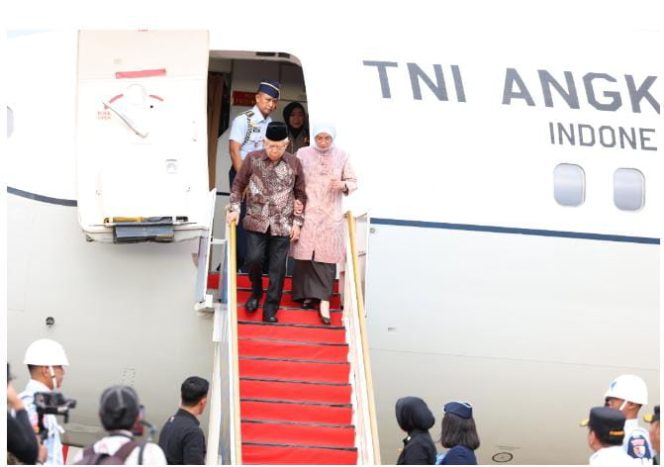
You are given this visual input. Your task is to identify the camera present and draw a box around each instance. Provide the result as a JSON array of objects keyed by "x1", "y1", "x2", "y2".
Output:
[{"x1": 33, "y1": 391, "x2": 77, "y2": 437}]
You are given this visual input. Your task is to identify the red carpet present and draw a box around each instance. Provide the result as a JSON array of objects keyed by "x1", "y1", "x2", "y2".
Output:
[{"x1": 233, "y1": 273, "x2": 358, "y2": 464}]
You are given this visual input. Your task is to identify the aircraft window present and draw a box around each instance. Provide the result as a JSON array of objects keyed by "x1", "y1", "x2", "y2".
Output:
[
  {"x1": 553, "y1": 163, "x2": 585, "y2": 207},
  {"x1": 7, "y1": 106, "x2": 14, "y2": 138},
  {"x1": 613, "y1": 168, "x2": 645, "y2": 211}
]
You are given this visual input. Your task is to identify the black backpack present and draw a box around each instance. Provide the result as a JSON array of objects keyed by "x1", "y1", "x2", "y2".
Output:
[{"x1": 76, "y1": 440, "x2": 145, "y2": 465}]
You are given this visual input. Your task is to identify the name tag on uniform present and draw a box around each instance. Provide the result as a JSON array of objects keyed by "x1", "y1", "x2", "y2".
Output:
[{"x1": 251, "y1": 127, "x2": 261, "y2": 133}]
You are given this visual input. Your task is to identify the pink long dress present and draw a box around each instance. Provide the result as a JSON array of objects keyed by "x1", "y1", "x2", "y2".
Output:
[{"x1": 290, "y1": 145, "x2": 357, "y2": 263}]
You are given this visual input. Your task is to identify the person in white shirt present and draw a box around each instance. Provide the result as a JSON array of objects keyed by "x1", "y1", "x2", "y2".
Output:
[
  {"x1": 19, "y1": 339, "x2": 70, "y2": 465},
  {"x1": 582, "y1": 406, "x2": 638, "y2": 465},
  {"x1": 73, "y1": 385, "x2": 166, "y2": 465},
  {"x1": 604, "y1": 374, "x2": 654, "y2": 464}
]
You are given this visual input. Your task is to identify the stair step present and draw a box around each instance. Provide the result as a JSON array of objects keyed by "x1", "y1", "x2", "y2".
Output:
[
  {"x1": 242, "y1": 443, "x2": 357, "y2": 465},
  {"x1": 241, "y1": 400, "x2": 352, "y2": 425},
  {"x1": 239, "y1": 358, "x2": 350, "y2": 384},
  {"x1": 239, "y1": 339, "x2": 348, "y2": 363},
  {"x1": 237, "y1": 289, "x2": 342, "y2": 310},
  {"x1": 238, "y1": 322, "x2": 347, "y2": 345},
  {"x1": 237, "y1": 274, "x2": 340, "y2": 293},
  {"x1": 241, "y1": 420, "x2": 355, "y2": 449},
  {"x1": 237, "y1": 307, "x2": 343, "y2": 326},
  {"x1": 240, "y1": 379, "x2": 351, "y2": 405}
]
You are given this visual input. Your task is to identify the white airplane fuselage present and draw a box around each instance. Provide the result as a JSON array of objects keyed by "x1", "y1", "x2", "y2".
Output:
[{"x1": 5, "y1": 3, "x2": 661, "y2": 464}]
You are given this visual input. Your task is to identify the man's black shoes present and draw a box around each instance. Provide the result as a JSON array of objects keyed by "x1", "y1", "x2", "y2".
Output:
[{"x1": 245, "y1": 295, "x2": 261, "y2": 313}]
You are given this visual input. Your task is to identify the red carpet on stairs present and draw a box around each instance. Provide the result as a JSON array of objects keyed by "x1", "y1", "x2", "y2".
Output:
[{"x1": 231, "y1": 273, "x2": 358, "y2": 465}]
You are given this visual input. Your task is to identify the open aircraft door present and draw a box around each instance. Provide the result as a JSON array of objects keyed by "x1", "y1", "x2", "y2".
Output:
[{"x1": 76, "y1": 30, "x2": 211, "y2": 243}]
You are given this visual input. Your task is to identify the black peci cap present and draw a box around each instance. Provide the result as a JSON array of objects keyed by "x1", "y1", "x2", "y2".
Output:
[{"x1": 265, "y1": 121, "x2": 288, "y2": 141}]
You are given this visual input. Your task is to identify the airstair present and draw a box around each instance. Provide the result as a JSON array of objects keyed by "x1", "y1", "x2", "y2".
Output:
[{"x1": 201, "y1": 213, "x2": 380, "y2": 464}]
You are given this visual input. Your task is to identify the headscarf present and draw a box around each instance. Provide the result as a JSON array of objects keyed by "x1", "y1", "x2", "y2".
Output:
[
  {"x1": 395, "y1": 396, "x2": 435, "y2": 433},
  {"x1": 311, "y1": 123, "x2": 337, "y2": 153},
  {"x1": 283, "y1": 101, "x2": 307, "y2": 138}
]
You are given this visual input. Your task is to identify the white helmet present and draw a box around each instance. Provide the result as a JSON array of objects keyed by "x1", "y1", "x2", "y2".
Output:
[
  {"x1": 23, "y1": 339, "x2": 70, "y2": 366},
  {"x1": 604, "y1": 374, "x2": 648, "y2": 405}
]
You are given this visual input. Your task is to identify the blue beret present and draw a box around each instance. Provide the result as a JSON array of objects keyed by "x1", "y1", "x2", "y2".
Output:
[
  {"x1": 257, "y1": 79, "x2": 280, "y2": 99},
  {"x1": 444, "y1": 401, "x2": 473, "y2": 419}
]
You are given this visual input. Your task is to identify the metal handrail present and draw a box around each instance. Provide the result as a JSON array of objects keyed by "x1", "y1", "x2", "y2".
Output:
[
  {"x1": 227, "y1": 219, "x2": 242, "y2": 464},
  {"x1": 345, "y1": 211, "x2": 381, "y2": 463}
]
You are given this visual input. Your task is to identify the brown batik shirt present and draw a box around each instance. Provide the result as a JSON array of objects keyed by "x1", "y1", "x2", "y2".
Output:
[{"x1": 230, "y1": 150, "x2": 306, "y2": 236}]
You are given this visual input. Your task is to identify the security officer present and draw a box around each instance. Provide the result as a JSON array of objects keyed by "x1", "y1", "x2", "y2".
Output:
[
  {"x1": 227, "y1": 79, "x2": 280, "y2": 270},
  {"x1": 228, "y1": 79, "x2": 281, "y2": 185},
  {"x1": 19, "y1": 338, "x2": 70, "y2": 465},
  {"x1": 581, "y1": 406, "x2": 635, "y2": 465},
  {"x1": 644, "y1": 406, "x2": 660, "y2": 465},
  {"x1": 604, "y1": 374, "x2": 654, "y2": 464}
]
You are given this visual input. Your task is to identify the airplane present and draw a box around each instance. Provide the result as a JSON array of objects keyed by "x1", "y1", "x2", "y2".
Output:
[{"x1": 4, "y1": 1, "x2": 661, "y2": 464}]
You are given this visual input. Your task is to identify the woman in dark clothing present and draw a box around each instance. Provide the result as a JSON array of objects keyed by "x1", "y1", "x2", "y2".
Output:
[
  {"x1": 437, "y1": 401, "x2": 480, "y2": 465},
  {"x1": 395, "y1": 396, "x2": 437, "y2": 465},
  {"x1": 282, "y1": 101, "x2": 309, "y2": 154}
]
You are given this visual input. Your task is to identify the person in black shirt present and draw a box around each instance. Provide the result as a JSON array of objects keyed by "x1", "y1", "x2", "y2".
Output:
[
  {"x1": 7, "y1": 364, "x2": 45, "y2": 465},
  {"x1": 158, "y1": 376, "x2": 209, "y2": 465},
  {"x1": 395, "y1": 396, "x2": 437, "y2": 465}
]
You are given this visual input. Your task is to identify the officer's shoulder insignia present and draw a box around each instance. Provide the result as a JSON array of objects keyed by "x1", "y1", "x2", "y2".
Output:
[{"x1": 243, "y1": 110, "x2": 254, "y2": 117}]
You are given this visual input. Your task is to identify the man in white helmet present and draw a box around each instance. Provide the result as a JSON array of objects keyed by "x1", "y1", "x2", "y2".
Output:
[
  {"x1": 604, "y1": 374, "x2": 654, "y2": 464},
  {"x1": 19, "y1": 338, "x2": 70, "y2": 465}
]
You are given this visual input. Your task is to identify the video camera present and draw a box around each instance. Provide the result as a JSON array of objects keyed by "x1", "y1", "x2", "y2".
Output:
[{"x1": 33, "y1": 392, "x2": 77, "y2": 440}]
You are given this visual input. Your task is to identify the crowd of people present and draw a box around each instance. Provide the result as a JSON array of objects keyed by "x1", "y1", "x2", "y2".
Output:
[
  {"x1": 395, "y1": 374, "x2": 660, "y2": 465},
  {"x1": 7, "y1": 339, "x2": 210, "y2": 465}
]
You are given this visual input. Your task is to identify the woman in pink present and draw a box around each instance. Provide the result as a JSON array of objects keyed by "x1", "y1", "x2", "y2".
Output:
[{"x1": 290, "y1": 124, "x2": 357, "y2": 324}]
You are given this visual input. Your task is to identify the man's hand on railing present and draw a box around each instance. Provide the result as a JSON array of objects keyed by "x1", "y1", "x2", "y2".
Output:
[{"x1": 227, "y1": 210, "x2": 239, "y2": 225}]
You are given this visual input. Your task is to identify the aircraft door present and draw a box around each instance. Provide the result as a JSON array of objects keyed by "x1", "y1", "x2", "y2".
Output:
[{"x1": 76, "y1": 30, "x2": 211, "y2": 243}]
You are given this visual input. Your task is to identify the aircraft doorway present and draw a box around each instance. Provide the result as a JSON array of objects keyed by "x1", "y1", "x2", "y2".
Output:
[{"x1": 206, "y1": 51, "x2": 308, "y2": 262}]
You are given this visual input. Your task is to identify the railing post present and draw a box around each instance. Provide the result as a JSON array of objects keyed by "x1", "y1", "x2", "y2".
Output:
[
  {"x1": 345, "y1": 211, "x2": 381, "y2": 464},
  {"x1": 227, "y1": 220, "x2": 243, "y2": 465}
]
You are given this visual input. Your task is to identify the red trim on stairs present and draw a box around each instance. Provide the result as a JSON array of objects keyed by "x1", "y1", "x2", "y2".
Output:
[
  {"x1": 238, "y1": 322, "x2": 347, "y2": 345},
  {"x1": 242, "y1": 421, "x2": 355, "y2": 448},
  {"x1": 239, "y1": 358, "x2": 350, "y2": 384},
  {"x1": 241, "y1": 400, "x2": 352, "y2": 425},
  {"x1": 242, "y1": 444, "x2": 358, "y2": 465},
  {"x1": 240, "y1": 379, "x2": 351, "y2": 405}
]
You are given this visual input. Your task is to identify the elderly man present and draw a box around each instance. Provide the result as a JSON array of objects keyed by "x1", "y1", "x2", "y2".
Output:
[
  {"x1": 227, "y1": 121, "x2": 306, "y2": 323},
  {"x1": 228, "y1": 79, "x2": 281, "y2": 270}
]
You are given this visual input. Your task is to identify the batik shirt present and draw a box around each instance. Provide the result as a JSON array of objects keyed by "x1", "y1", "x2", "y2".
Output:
[{"x1": 230, "y1": 150, "x2": 306, "y2": 236}]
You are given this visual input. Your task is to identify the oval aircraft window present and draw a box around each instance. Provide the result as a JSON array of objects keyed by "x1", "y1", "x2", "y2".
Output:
[
  {"x1": 613, "y1": 168, "x2": 645, "y2": 211},
  {"x1": 553, "y1": 163, "x2": 585, "y2": 207}
]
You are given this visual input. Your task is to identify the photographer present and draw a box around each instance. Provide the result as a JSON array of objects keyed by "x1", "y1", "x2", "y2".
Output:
[
  {"x1": 7, "y1": 364, "x2": 47, "y2": 464},
  {"x1": 19, "y1": 339, "x2": 70, "y2": 465}
]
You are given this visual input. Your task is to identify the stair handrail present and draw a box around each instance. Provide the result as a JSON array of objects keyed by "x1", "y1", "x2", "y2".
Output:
[
  {"x1": 206, "y1": 218, "x2": 242, "y2": 465},
  {"x1": 345, "y1": 211, "x2": 381, "y2": 464},
  {"x1": 226, "y1": 219, "x2": 243, "y2": 465}
]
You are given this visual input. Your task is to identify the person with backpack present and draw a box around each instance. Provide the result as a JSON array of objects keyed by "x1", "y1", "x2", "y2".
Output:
[{"x1": 74, "y1": 385, "x2": 166, "y2": 465}]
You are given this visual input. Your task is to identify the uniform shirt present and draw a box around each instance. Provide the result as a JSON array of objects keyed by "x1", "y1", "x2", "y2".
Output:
[
  {"x1": 72, "y1": 431, "x2": 167, "y2": 465},
  {"x1": 19, "y1": 379, "x2": 63, "y2": 465},
  {"x1": 229, "y1": 105, "x2": 272, "y2": 159},
  {"x1": 624, "y1": 418, "x2": 655, "y2": 464},
  {"x1": 230, "y1": 150, "x2": 306, "y2": 236},
  {"x1": 590, "y1": 445, "x2": 640, "y2": 465},
  {"x1": 158, "y1": 409, "x2": 206, "y2": 465}
]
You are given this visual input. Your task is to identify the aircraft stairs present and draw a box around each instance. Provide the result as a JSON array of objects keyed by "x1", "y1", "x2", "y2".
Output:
[{"x1": 201, "y1": 212, "x2": 380, "y2": 465}]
